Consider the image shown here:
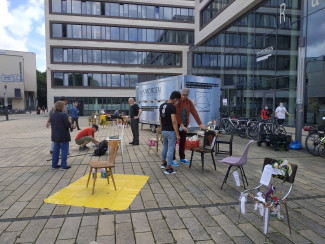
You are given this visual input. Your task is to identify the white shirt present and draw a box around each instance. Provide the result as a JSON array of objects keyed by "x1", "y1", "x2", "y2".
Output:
[{"x1": 275, "y1": 106, "x2": 287, "y2": 119}]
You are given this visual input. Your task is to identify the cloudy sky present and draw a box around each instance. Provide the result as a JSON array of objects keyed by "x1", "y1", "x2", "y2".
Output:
[{"x1": 0, "y1": 0, "x2": 46, "y2": 71}]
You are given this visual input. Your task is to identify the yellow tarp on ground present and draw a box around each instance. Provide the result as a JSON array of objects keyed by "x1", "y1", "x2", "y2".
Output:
[{"x1": 44, "y1": 174, "x2": 149, "y2": 210}]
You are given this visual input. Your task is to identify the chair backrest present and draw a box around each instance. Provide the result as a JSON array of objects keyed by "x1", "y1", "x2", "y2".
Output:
[
  {"x1": 108, "y1": 140, "x2": 119, "y2": 163},
  {"x1": 262, "y1": 158, "x2": 298, "y2": 183},
  {"x1": 203, "y1": 130, "x2": 217, "y2": 149},
  {"x1": 237, "y1": 140, "x2": 254, "y2": 165},
  {"x1": 100, "y1": 114, "x2": 106, "y2": 121}
]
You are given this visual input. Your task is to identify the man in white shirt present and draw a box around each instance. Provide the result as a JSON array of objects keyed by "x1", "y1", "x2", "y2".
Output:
[{"x1": 275, "y1": 102, "x2": 292, "y2": 125}]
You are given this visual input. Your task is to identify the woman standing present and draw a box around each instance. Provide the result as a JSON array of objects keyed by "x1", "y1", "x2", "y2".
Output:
[
  {"x1": 70, "y1": 103, "x2": 81, "y2": 130},
  {"x1": 51, "y1": 101, "x2": 74, "y2": 170}
]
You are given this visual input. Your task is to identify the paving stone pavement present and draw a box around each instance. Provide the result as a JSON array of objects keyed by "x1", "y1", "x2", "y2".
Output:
[{"x1": 0, "y1": 114, "x2": 325, "y2": 244}]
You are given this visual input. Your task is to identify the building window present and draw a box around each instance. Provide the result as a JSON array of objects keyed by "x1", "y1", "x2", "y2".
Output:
[
  {"x1": 52, "y1": 72, "x2": 176, "y2": 88},
  {"x1": 14, "y1": 89, "x2": 21, "y2": 98},
  {"x1": 200, "y1": 0, "x2": 231, "y2": 27},
  {"x1": 51, "y1": 0, "x2": 194, "y2": 23},
  {"x1": 52, "y1": 48, "x2": 181, "y2": 66},
  {"x1": 51, "y1": 23, "x2": 194, "y2": 45}
]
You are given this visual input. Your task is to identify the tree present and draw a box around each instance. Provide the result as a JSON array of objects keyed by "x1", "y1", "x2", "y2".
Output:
[{"x1": 37, "y1": 70, "x2": 47, "y2": 107}]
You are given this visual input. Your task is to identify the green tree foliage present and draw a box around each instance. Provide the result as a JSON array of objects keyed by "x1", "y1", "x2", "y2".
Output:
[{"x1": 37, "y1": 70, "x2": 47, "y2": 107}]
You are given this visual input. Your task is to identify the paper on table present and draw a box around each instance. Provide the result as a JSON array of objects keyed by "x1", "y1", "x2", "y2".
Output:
[
  {"x1": 260, "y1": 165, "x2": 273, "y2": 186},
  {"x1": 233, "y1": 171, "x2": 240, "y2": 186}
]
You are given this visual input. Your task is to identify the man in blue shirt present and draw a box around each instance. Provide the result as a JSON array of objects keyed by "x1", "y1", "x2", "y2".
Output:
[{"x1": 70, "y1": 103, "x2": 81, "y2": 130}]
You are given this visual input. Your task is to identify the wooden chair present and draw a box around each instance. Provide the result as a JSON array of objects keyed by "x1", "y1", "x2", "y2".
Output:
[
  {"x1": 86, "y1": 140, "x2": 119, "y2": 194},
  {"x1": 215, "y1": 130, "x2": 234, "y2": 156},
  {"x1": 148, "y1": 127, "x2": 161, "y2": 154},
  {"x1": 189, "y1": 130, "x2": 217, "y2": 171},
  {"x1": 238, "y1": 158, "x2": 298, "y2": 244}
]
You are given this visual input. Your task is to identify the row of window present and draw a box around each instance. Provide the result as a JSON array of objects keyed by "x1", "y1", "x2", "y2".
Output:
[
  {"x1": 53, "y1": 72, "x2": 173, "y2": 88},
  {"x1": 201, "y1": 0, "x2": 231, "y2": 27},
  {"x1": 51, "y1": 0, "x2": 194, "y2": 22},
  {"x1": 52, "y1": 23, "x2": 194, "y2": 44},
  {"x1": 56, "y1": 96, "x2": 130, "y2": 116},
  {"x1": 52, "y1": 48, "x2": 181, "y2": 66},
  {"x1": 204, "y1": 32, "x2": 297, "y2": 49},
  {"x1": 201, "y1": 0, "x2": 300, "y2": 28},
  {"x1": 193, "y1": 53, "x2": 295, "y2": 70}
]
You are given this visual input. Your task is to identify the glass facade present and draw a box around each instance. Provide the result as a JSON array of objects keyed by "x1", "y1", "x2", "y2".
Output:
[
  {"x1": 52, "y1": 48, "x2": 181, "y2": 66},
  {"x1": 51, "y1": 23, "x2": 194, "y2": 44},
  {"x1": 53, "y1": 72, "x2": 176, "y2": 88},
  {"x1": 190, "y1": 0, "x2": 325, "y2": 126},
  {"x1": 201, "y1": 0, "x2": 231, "y2": 27},
  {"x1": 55, "y1": 96, "x2": 130, "y2": 116},
  {"x1": 51, "y1": 0, "x2": 194, "y2": 22}
]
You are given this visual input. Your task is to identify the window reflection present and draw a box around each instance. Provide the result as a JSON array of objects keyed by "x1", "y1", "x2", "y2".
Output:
[{"x1": 51, "y1": 0, "x2": 194, "y2": 22}]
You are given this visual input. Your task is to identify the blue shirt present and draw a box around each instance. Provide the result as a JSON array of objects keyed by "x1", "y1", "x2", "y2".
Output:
[{"x1": 70, "y1": 107, "x2": 79, "y2": 118}]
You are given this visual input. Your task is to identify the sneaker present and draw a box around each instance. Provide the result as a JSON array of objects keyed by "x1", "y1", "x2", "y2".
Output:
[
  {"x1": 51, "y1": 165, "x2": 61, "y2": 170},
  {"x1": 50, "y1": 151, "x2": 53, "y2": 154},
  {"x1": 172, "y1": 160, "x2": 179, "y2": 166},
  {"x1": 129, "y1": 142, "x2": 134, "y2": 144},
  {"x1": 164, "y1": 168, "x2": 177, "y2": 174},
  {"x1": 61, "y1": 166, "x2": 71, "y2": 171},
  {"x1": 180, "y1": 159, "x2": 190, "y2": 164},
  {"x1": 161, "y1": 162, "x2": 167, "y2": 169},
  {"x1": 132, "y1": 143, "x2": 139, "y2": 146},
  {"x1": 79, "y1": 146, "x2": 88, "y2": 151}
]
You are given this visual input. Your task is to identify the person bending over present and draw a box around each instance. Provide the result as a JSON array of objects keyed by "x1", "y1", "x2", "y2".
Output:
[{"x1": 75, "y1": 125, "x2": 100, "y2": 151}]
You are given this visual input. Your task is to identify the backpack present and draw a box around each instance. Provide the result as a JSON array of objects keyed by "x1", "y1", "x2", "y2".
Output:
[{"x1": 94, "y1": 140, "x2": 108, "y2": 156}]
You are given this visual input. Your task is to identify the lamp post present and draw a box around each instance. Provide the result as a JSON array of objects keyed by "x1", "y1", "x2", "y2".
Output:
[{"x1": 4, "y1": 84, "x2": 9, "y2": 120}]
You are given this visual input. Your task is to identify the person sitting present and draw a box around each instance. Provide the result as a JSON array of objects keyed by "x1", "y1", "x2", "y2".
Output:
[{"x1": 75, "y1": 125, "x2": 100, "y2": 151}]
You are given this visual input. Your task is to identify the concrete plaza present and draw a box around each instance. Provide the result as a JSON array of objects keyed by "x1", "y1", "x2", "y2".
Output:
[{"x1": 0, "y1": 114, "x2": 325, "y2": 244}]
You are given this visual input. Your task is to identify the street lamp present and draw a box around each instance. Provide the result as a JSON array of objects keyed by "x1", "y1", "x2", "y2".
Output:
[{"x1": 4, "y1": 84, "x2": 9, "y2": 120}]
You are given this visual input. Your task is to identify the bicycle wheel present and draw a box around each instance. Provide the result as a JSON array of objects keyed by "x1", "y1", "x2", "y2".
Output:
[
  {"x1": 274, "y1": 126, "x2": 286, "y2": 135},
  {"x1": 221, "y1": 120, "x2": 233, "y2": 135},
  {"x1": 305, "y1": 132, "x2": 322, "y2": 156},
  {"x1": 237, "y1": 123, "x2": 247, "y2": 138},
  {"x1": 246, "y1": 125, "x2": 258, "y2": 140},
  {"x1": 319, "y1": 142, "x2": 325, "y2": 158}
]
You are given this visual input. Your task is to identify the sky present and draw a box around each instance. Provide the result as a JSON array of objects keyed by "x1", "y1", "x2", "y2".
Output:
[{"x1": 0, "y1": 0, "x2": 46, "y2": 71}]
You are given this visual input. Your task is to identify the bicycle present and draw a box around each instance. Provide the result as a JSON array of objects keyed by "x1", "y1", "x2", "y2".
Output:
[
  {"x1": 219, "y1": 117, "x2": 249, "y2": 137},
  {"x1": 305, "y1": 124, "x2": 325, "y2": 156}
]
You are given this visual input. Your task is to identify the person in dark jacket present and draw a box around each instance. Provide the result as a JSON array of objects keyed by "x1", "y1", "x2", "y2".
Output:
[{"x1": 51, "y1": 101, "x2": 74, "y2": 170}]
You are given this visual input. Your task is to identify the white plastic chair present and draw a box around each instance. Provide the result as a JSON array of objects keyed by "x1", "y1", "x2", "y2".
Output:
[{"x1": 107, "y1": 124, "x2": 124, "y2": 155}]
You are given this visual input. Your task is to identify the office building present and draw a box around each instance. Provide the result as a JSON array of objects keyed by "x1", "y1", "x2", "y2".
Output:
[
  {"x1": 0, "y1": 50, "x2": 37, "y2": 111},
  {"x1": 45, "y1": 0, "x2": 195, "y2": 115},
  {"x1": 189, "y1": 0, "x2": 325, "y2": 125}
]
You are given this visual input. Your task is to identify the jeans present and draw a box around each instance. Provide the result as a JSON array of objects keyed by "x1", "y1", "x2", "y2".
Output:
[
  {"x1": 131, "y1": 118, "x2": 139, "y2": 143},
  {"x1": 162, "y1": 131, "x2": 177, "y2": 166},
  {"x1": 52, "y1": 142, "x2": 69, "y2": 168},
  {"x1": 173, "y1": 130, "x2": 187, "y2": 160}
]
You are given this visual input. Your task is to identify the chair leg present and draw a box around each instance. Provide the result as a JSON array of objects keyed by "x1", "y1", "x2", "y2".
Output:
[
  {"x1": 156, "y1": 142, "x2": 158, "y2": 154},
  {"x1": 230, "y1": 143, "x2": 233, "y2": 156},
  {"x1": 86, "y1": 167, "x2": 92, "y2": 187},
  {"x1": 284, "y1": 202, "x2": 292, "y2": 236},
  {"x1": 215, "y1": 142, "x2": 219, "y2": 156},
  {"x1": 201, "y1": 153, "x2": 205, "y2": 172},
  {"x1": 238, "y1": 166, "x2": 246, "y2": 189},
  {"x1": 92, "y1": 168, "x2": 97, "y2": 195},
  {"x1": 221, "y1": 165, "x2": 232, "y2": 189},
  {"x1": 189, "y1": 150, "x2": 194, "y2": 168},
  {"x1": 109, "y1": 167, "x2": 117, "y2": 191},
  {"x1": 237, "y1": 208, "x2": 241, "y2": 225},
  {"x1": 264, "y1": 208, "x2": 270, "y2": 244},
  {"x1": 211, "y1": 151, "x2": 216, "y2": 170},
  {"x1": 241, "y1": 165, "x2": 249, "y2": 186},
  {"x1": 105, "y1": 167, "x2": 109, "y2": 184}
]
